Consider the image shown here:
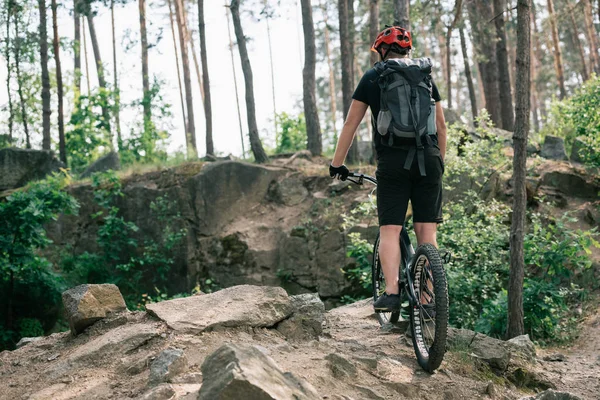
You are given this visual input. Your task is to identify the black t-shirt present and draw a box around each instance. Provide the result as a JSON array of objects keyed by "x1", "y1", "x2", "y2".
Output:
[{"x1": 352, "y1": 66, "x2": 442, "y2": 152}]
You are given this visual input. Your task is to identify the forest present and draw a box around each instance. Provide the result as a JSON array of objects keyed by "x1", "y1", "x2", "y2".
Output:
[{"x1": 0, "y1": 0, "x2": 599, "y2": 354}]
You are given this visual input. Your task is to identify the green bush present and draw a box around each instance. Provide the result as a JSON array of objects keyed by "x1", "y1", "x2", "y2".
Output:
[
  {"x1": 543, "y1": 74, "x2": 600, "y2": 166},
  {"x1": 275, "y1": 112, "x2": 307, "y2": 154},
  {"x1": 0, "y1": 172, "x2": 79, "y2": 350}
]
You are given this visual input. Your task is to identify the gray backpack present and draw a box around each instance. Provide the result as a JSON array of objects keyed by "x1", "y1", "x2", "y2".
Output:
[{"x1": 374, "y1": 57, "x2": 436, "y2": 176}]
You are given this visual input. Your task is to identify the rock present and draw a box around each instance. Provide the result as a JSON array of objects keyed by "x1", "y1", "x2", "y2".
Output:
[
  {"x1": 139, "y1": 384, "x2": 175, "y2": 400},
  {"x1": 15, "y1": 336, "x2": 42, "y2": 349},
  {"x1": 146, "y1": 285, "x2": 293, "y2": 333},
  {"x1": 537, "y1": 186, "x2": 568, "y2": 208},
  {"x1": 447, "y1": 328, "x2": 510, "y2": 371},
  {"x1": 527, "y1": 142, "x2": 540, "y2": 155},
  {"x1": 0, "y1": 147, "x2": 65, "y2": 191},
  {"x1": 352, "y1": 385, "x2": 385, "y2": 400},
  {"x1": 520, "y1": 389, "x2": 584, "y2": 400},
  {"x1": 543, "y1": 353, "x2": 566, "y2": 362},
  {"x1": 277, "y1": 293, "x2": 325, "y2": 341},
  {"x1": 509, "y1": 367, "x2": 555, "y2": 391},
  {"x1": 170, "y1": 372, "x2": 203, "y2": 384},
  {"x1": 485, "y1": 382, "x2": 498, "y2": 397},
  {"x1": 507, "y1": 334, "x2": 536, "y2": 362},
  {"x1": 61, "y1": 284, "x2": 128, "y2": 335},
  {"x1": 149, "y1": 348, "x2": 188, "y2": 386},
  {"x1": 80, "y1": 151, "x2": 120, "y2": 178},
  {"x1": 569, "y1": 136, "x2": 596, "y2": 163},
  {"x1": 540, "y1": 168, "x2": 599, "y2": 199},
  {"x1": 267, "y1": 173, "x2": 309, "y2": 206},
  {"x1": 325, "y1": 353, "x2": 358, "y2": 379},
  {"x1": 541, "y1": 136, "x2": 568, "y2": 161},
  {"x1": 328, "y1": 180, "x2": 351, "y2": 193},
  {"x1": 199, "y1": 343, "x2": 320, "y2": 400}
]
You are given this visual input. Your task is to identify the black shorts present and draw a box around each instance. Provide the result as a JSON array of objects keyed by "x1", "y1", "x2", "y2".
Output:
[{"x1": 376, "y1": 143, "x2": 444, "y2": 226}]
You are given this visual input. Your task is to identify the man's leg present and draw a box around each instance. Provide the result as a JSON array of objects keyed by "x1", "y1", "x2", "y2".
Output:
[
  {"x1": 379, "y1": 224, "x2": 402, "y2": 294},
  {"x1": 414, "y1": 222, "x2": 437, "y2": 306}
]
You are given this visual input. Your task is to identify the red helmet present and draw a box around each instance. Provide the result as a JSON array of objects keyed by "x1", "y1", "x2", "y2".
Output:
[{"x1": 371, "y1": 26, "x2": 412, "y2": 58}]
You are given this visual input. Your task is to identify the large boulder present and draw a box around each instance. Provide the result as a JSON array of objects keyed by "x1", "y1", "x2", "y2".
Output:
[
  {"x1": 145, "y1": 285, "x2": 293, "y2": 333},
  {"x1": 541, "y1": 136, "x2": 568, "y2": 161},
  {"x1": 276, "y1": 293, "x2": 325, "y2": 341},
  {"x1": 520, "y1": 389, "x2": 584, "y2": 400},
  {"x1": 80, "y1": 152, "x2": 120, "y2": 178},
  {"x1": 62, "y1": 284, "x2": 128, "y2": 335},
  {"x1": 0, "y1": 147, "x2": 65, "y2": 191},
  {"x1": 447, "y1": 328, "x2": 510, "y2": 371},
  {"x1": 198, "y1": 344, "x2": 320, "y2": 400},
  {"x1": 540, "y1": 164, "x2": 600, "y2": 199}
]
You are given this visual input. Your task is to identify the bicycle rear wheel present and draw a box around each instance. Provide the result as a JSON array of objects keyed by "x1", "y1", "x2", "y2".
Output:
[
  {"x1": 408, "y1": 243, "x2": 448, "y2": 372},
  {"x1": 372, "y1": 234, "x2": 400, "y2": 325}
]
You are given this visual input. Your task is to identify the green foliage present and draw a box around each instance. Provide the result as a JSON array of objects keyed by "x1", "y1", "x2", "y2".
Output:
[
  {"x1": 67, "y1": 91, "x2": 112, "y2": 173},
  {"x1": 343, "y1": 232, "x2": 373, "y2": 300},
  {"x1": 275, "y1": 112, "x2": 307, "y2": 154},
  {"x1": 0, "y1": 172, "x2": 79, "y2": 350},
  {"x1": 61, "y1": 172, "x2": 186, "y2": 309},
  {"x1": 543, "y1": 74, "x2": 600, "y2": 166}
]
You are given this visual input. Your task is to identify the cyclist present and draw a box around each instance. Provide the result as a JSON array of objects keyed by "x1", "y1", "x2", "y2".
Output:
[{"x1": 329, "y1": 26, "x2": 447, "y2": 313}]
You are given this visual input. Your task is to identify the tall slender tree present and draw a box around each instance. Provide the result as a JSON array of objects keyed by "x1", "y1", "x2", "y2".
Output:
[
  {"x1": 39, "y1": 0, "x2": 51, "y2": 150},
  {"x1": 394, "y1": 0, "x2": 409, "y2": 29},
  {"x1": 198, "y1": 0, "x2": 213, "y2": 156},
  {"x1": 230, "y1": 0, "x2": 268, "y2": 163},
  {"x1": 459, "y1": 25, "x2": 478, "y2": 125},
  {"x1": 139, "y1": 0, "x2": 151, "y2": 136},
  {"x1": 174, "y1": 0, "x2": 197, "y2": 158},
  {"x1": 583, "y1": 0, "x2": 600, "y2": 74},
  {"x1": 566, "y1": 1, "x2": 588, "y2": 82},
  {"x1": 5, "y1": 0, "x2": 14, "y2": 142},
  {"x1": 446, "y1": 0, "x2": 463, "y2": 110},
  {"x1": 493, "y1": 0, "x2": 514, "y2": 131},
  {"x1": 547, "y1": 0, "x2": 566, "y2": 99},
  {"x1": 225, "y1": 0, "x2": 245, "y2": 157},
  {"x1": 507, "y1": 0, "x2": 531, "y2": 340},
  {"x1": 369, "y1": 0, "x2": 379, "y2": 66},
  {"x1": 262, "y1": 0, "x2": 278, "y2": 137},
  {"x1": 321, "y1": 0, "x2": 338, "y2": 140},
  {"x1": 301, "y1": 0, "x2": 322, "y2": 156},
  {"x1": 339, "y1": 0, "x2": 357, "y2": 163},
  {"x1": 14, "y1": 8, "x2": 30, "y2": 148},
  {"x1": 74, "y1": 0, "x2": 81, "y2": 94},
  {"x1": 167, "y1": 0, "x2": 187, "y2": 137},
  {"x1": 111, "y1": 0, "x2": 122, "y2": 147},
  {"x1": 82, "y1": 16, "x2": 91, "y2": 94},
  {"x1": 51, "y1": 0, "x2": 66, "y2": 163}
]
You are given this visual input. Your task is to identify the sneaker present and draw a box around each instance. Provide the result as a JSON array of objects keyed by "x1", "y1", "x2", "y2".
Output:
[{"x1": 373, "y1": 293, "x2": 401, "y2": 312}]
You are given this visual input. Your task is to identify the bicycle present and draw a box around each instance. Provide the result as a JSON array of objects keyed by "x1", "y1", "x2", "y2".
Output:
[{"x1": 346, "y1": 171, "x2": 449, "y2": 373}]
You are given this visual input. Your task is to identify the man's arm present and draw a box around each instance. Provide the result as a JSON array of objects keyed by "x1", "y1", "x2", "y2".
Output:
[
  {"x1": 435, "y1": 101, "x2": 447, "y2": 161},
  {"x1": 331, "y1": 100, "x2": 369, "y2": 167}
]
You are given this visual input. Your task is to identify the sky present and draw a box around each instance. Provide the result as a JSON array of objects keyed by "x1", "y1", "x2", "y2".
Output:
[{"x1": 0, "y1": 0, "x2": 308, "y2": 157}]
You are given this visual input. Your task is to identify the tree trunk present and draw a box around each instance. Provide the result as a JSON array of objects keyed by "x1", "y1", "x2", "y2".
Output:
[
  {"x1": 547, "y1": 0, "x2": 566, "y2": 99},
  {"x1": 111, "y1": 0, "x2": 122, "y2": 147},
  {"x1": 321, "y1": 0, "x2": 338, "y2": 140},
  {"x1": 446, "y1": 0, "x2": 463, "y2": 110},
  {"x1": 74, "y1": 0, "x2": 81, "y2": 94},
  {"x1": 566, "y1": 3, "x2": 588, "y2": 82},
  {"x1": 225, "y1": 0, "x2": 245, "y2": 157},
  {"x1": 369, "y1": 0, "x2": 380, "y2": 66},
  {"x1": 198, "y1": 0, "x2": 213, "y2": 156},
  {"x1": 39, "y1": 0, "x2": 51, "y2": 150},
  {"x1": 139, "y1": 0, "x2": 151, "y2": 136},
  {"x1": 531, "y1": 1, "x2": 546, "y2": 122},
  {"x1": 14, "y1": 16, "x2": 30, "y2": 148},
  {"x1": 467, "y1": 1, "x2": 501, "y2": 127},
  {"x1": 51, "y1": 0, "x2": 66, "y2": 163},
  {"x1": 530, "y1": 10, "x2": 540, "y2": 132},
  {"x1": 507, "y1": 0, "x2": 530, "y2": 340},
  {"x1": 340, "y1": 0, "x2": 358, "y2": 163},
  {"x1": 394, "y1": 0, "x2": 409, "y2": 29},
  {"x1": 262, "y1": 0, "x2": 278, "y2": 138},
  {"x1": 82, "y1": 16, "x2": 91, "y2": 95},
  {"x1": 230, "y1": 0, "x2": 268, "y2": 163},
  {"x1": 182, "y1": 3, "x2": 205, "y2": 103},
  {"x1": 301, "y1": 0, "x2": 322, "y2": 156},
  {"x1": 459, "y1": 25, "x2": 478, "y2": 125},
  {"x1": 493, "y1": 0, "x2": 514, "y2": 131},
  {"x1": 5, "y1": 2, "x2": 14, "y2": 142},
  {"x1": 87, "y1": 12, "x2": 113, "y2": 137},
  {"x1": 167, "y1": 0, "x2": 188, "y2": 139},
  {"x1": 583, "y1": 0, "x2": 600, "y2": 74},
  {"x1": 174, "y1": 0, "x2": 197, "y2": 158}
]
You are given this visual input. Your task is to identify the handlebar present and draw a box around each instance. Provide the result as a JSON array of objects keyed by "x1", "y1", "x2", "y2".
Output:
[{"x1": 346, "y1": 172, "x2": 377, "y2": 186}]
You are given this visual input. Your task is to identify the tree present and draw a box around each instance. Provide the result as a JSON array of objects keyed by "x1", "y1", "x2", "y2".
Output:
[
  {"x1": 225, "y1": 0, "x2": 245, "y2": 157},
  {"x1": 13, "y1": 11, "x2": 31, "y2": 148},
  {"x1": 74, "y1": 0, "x2": 81, "y2": 94},
  {"x1": 547, "y1": 0, "x2": 566, "y2": 99},
  {"x1": 166, "y1": 0, "x2": 187, "y2": 139},
  {"x1": 39, "y1": 0, "x2": 51, "y2": 150},
  {"x1": 51, "y1": 0, "x2": 66, "y2": 163},
  {"x1": 394, "y1": 0, "x2": 409, "y2": 29},
  {"x1": 467, "y1": 0, "x2": 501, "y2": 127},
  {"x1": 459, "y1": 25, "x2": 478, "y2": 125},
  {"x1": 173, "y1": 0, "x2": 197, "y2": 158},
  {"x1": 320, "y1": 0, "x2": 338, "y2": 140},
  {"x1": 507, "y1": 0, "x2": 531, "y2": 340},
  {"x1": 139, "y1": 0, "x2": 151, "y2": 137},
  {"x1": 262, "y1": 0, "x2": 277, "y2": 138},
  {"x1": 339, "y1": 0, "x2": 357, "y2": 163},
  {"x1": 446, "y1": 0, "x2": 463, "y2": 110},
  {"x1": 111, "y1": 0, "x2": 122, "y2": 147},
  {"x1": 198, "y1": 0, "x2": 214, "y2": 156},
  {"x1": 301, "y1": 0, "x2": 322, "y2": 156},
  {"x1": 493, "y1": 0, "x2": 514, "y2": 131},
  {"x1": 565, "y1": 1, "x2": 588, "y2": 82},
  {"x1": 583, "y1": 0, "x2": 600, "y2": 74},
  {"x1": 369, "y1": 0, "x2": 379, "y2": 66},
  {"x1": 230, "y1": 0, "x2": 268, "y2": 163},
  {"x1": 5, "y1": 0, "x2": 15, "y2": 142}
]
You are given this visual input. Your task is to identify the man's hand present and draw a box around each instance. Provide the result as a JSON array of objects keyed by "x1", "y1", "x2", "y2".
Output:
[{"x1": 329, "y1": 164, "x2": 350, "y2": 181}]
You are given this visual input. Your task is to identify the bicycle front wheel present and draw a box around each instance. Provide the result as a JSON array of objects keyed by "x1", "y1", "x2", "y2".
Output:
[
  {"x1": 372, "y1": 234, "x2": 400, "y2": 325},
  {"x1": 408, "y1": 243, "x2": 448, "y2": 373}
]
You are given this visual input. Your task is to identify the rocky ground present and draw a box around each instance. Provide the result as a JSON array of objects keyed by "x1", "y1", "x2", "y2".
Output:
[{"x1": 1, "y1": 284, "x2": 598, "y2": 400}]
